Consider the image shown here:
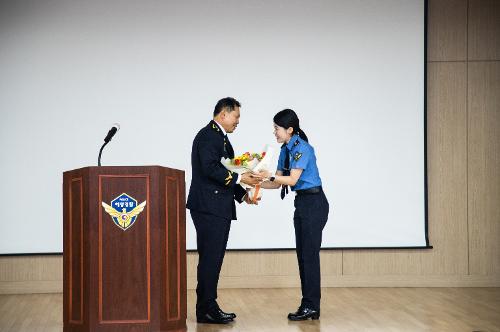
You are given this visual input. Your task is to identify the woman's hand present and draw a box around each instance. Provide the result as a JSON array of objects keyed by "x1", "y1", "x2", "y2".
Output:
[{"x1": 260, "y1": 169, "x2": 302, "y2": 187}]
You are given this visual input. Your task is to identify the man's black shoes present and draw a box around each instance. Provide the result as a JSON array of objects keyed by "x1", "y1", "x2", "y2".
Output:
[
  {"x1": 287, "y1": 306, "x2": 320, "y2": 321},
  {"x1": 196, "y1": 307, "x2": 236, "y2": 324},
  {"x1": 218, "y1": 307, "x2": 236, "y2": 320}
]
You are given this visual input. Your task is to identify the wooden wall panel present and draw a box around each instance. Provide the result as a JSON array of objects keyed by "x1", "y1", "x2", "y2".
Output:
[
  {"x1": 0, "y1": 256, "x2": 62, "y2": 294},
  {"x1": 468, "y1": 62, "x2": 500, "y2": 275},
  {"x1": 424, "y1": 62, "x2": 468, "y2": 275},
  {"x1": 186, "y1": 251, "x2": 341, "y2": 288},
  {"x1": 468, "y1": 0, "x2": 500, "y2": 60},
  {"x1": 428, "y1": 0, "x2": 467, "y2": 61},
  {"x1": 0, "y1": 256, "x2": 62, "y2": 282}
]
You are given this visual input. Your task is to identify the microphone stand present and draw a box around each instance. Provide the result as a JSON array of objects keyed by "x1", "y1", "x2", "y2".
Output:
[
  {"x1": 97, "y1": 141, "x2": 110, "y2": 166},
  {"x1": 98, "y1": 124, "x2": 119, "y2": 166}
]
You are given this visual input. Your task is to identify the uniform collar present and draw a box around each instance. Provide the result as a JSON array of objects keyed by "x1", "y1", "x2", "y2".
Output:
[
  {"x1": 213, "y1": 119, "x2": 227, "y2": 136},
  {"x1": 286, "y1": 134, "x2": 300, "y2": 150}
]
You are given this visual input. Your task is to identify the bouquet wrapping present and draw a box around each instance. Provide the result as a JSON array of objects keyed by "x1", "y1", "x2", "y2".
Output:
[{"x1": 221, "y1": 145, "x2": 275, "y2": 203}]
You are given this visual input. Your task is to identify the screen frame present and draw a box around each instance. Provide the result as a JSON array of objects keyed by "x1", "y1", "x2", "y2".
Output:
[{"x1": 0, "y1": 0, "x2": 431, "y2": 256}]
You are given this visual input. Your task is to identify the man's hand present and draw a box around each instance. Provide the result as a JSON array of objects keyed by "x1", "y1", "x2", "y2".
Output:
[
  {"x1": 258, "y1": 170, "x2": 272, "y2": 179},
  {"x1": 244, "y1": 193, "x2": 261, "y2": 205},
  {"x1": 240, "y1": 172, "x2": 263, "y2": 187}
]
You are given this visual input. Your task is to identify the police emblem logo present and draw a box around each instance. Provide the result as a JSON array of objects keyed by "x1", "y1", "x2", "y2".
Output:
[
  {"x1": 101, "y1": 193, "x2": 146, "y2": 231},
  {"x1": 294, "y1": 152, "x2": 303, "y2": 161}
]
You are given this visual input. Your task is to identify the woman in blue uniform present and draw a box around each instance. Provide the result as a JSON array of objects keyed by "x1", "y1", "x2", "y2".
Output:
[{"x1": 260, "y1": 109, "x2": 329, "y2": 321}]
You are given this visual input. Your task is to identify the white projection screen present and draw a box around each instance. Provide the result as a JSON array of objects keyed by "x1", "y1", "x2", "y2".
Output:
[{"x1": 0, "y1": 0, "x2": 428, "y2": 254}]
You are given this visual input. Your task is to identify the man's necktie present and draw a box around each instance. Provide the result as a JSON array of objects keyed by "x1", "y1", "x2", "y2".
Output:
[
  {"x1": 224, "y1": 134, "x2": 234, "y2": 158},
  {"x1": 281, "y1": 147, "x2": 290, "y2": 199}
]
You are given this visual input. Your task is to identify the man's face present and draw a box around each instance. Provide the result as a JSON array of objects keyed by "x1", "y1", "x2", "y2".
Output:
[{"x1": 220, "y1": 107, "x2": 240, "y2": 133}]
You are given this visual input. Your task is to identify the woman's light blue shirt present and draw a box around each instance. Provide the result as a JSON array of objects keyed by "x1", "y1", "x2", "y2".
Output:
[{"x1": 277, "y1": 134, "x2": 322, "y2": 191}]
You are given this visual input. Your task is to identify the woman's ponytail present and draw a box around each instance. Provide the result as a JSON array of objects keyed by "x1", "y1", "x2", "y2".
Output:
[{"x1": 296, "y1": 128, "x2": 309, "y2": 142}]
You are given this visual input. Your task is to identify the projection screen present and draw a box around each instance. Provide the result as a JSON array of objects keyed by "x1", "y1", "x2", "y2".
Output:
[{"x1": 0, "y1": 0, "x2": 428, "y2": 253}]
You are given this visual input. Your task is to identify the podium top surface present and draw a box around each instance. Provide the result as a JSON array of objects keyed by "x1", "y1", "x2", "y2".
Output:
[{"x1": 63, "y1": 165, "x2": 184, "y2": 175}]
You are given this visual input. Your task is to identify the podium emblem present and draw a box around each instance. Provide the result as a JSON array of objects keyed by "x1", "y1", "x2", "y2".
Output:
[{"x1": 101, "y1": 193, "x2": 146, "y2": 231}]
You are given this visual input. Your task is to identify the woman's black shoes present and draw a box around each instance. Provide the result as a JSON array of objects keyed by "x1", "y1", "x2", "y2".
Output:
[{"x1": 287, "y1": 306, "x2": 320, "y2": 321}]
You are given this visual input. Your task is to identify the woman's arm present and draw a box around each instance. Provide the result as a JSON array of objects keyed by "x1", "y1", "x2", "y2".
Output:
[
  {"x1": 259, "y1": 169, "x2": 303, "y2": 189},
  {"x1": 260, "y1": 170, "x2": 282, "y2": 189},
  {"x1": 273, "y1": 169, "x2": 303, "y2": 187}
]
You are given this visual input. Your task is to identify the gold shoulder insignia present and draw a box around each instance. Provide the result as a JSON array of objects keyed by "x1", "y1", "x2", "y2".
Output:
[
  {"x1": 212, "y1": 124, "x2": 220, "y2": 132},
  {"x1": 294, "y1": 152, "x2": 303, "y2": 161}
]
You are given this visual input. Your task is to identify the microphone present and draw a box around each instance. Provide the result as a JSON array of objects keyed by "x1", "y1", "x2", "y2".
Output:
[
  {"x1": 104, "y1": 123, "x2": 120, "y2": 143},
  {"x1": 98, "y1": 123, "x2": 120, "y2": 166}
]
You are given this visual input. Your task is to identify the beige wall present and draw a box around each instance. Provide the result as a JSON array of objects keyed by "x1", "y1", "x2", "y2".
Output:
[{"x1": 1, "y1": 0, "x2": 499, "y2": 294}]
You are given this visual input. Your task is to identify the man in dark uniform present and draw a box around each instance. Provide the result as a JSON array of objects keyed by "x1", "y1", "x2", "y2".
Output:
[{"x1": 187, "y1": 97, "x2": 262, "y2": 324}]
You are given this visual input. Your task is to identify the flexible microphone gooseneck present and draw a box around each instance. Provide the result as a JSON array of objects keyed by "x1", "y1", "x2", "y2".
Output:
[{"x1": 98, "y1": 123, "x2": 120, "y2": 166}]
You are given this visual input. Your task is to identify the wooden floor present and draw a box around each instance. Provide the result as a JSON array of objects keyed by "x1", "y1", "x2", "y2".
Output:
[{"x1": 0, "y1": 288, "x2": 499, "y2": 332}]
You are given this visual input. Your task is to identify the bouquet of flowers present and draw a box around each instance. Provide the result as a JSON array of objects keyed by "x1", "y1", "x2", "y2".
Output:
[{"x1": 221, "y1": 145, "x2": 275, "y2": 203}]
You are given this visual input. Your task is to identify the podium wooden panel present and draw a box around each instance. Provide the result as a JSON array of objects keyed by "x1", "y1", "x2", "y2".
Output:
[{"x1": 63, "y1": 166, "x2": 186, "y2": 332}]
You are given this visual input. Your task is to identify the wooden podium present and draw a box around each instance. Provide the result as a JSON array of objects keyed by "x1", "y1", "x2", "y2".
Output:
[{"x1": 63, "y1": 166, "x2": 186, "y2": 332}]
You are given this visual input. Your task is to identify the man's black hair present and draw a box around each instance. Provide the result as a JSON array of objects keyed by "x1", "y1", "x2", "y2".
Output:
[{"x1": 213, "y1": 97, "x2": 241, "y2": 117}]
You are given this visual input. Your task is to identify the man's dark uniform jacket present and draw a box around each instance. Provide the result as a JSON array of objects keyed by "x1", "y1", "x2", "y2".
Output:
[{"x1": 187, "y1": 120, "x2": 247, "y2": 220}]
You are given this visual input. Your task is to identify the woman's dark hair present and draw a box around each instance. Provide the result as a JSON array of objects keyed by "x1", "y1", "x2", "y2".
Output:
[
  {"x1": 213, "y1": 97, "x2": 241, "y2": 117},
  {"x1": 273, "y1": 109, "x2": 309, "y2": 142}
]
